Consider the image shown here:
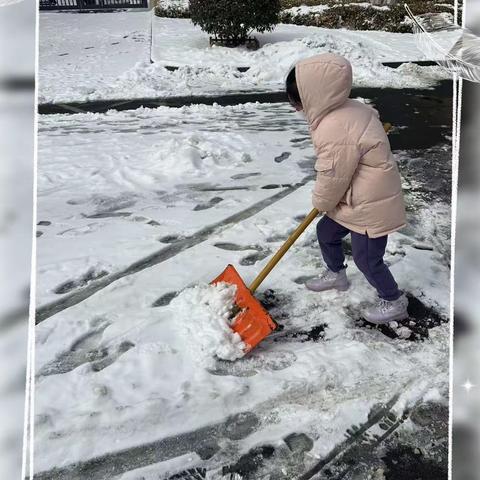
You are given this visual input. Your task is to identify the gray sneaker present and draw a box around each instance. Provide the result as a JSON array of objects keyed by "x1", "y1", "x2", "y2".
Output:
[
  {"x1": 305, "y1": 268, "x2": 350, "y2": 292},
  {"x1": 363, "y1": 294, "x2": 409, "y2": 325}
]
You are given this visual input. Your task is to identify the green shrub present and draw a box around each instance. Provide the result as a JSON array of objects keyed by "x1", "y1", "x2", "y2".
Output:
[
  {"x1": 278, "y1": 1, "x2": 458, "y2": 33},
  {"x1": 153, "y1": 0, "x2": 459, "y2": 34},
  {"x1": 189, "y1": 0, "x2": 281, "y2": 45},
  {"x1": 155, "y1": 6, "x2": 191, "y2": 18}
]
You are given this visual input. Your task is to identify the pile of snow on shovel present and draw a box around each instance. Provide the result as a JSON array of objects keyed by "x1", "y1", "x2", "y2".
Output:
[{"x1": 170, "y1": 282, "x2": 246, "y2": 363}]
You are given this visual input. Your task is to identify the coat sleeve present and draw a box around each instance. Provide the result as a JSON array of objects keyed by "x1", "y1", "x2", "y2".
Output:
[{"x1": 312, "y1": 142, "x2": 362, "y2": 213}]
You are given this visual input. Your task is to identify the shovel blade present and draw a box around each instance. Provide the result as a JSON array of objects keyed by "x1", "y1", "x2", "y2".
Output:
[{"x1": 211, "y1": 264, "x2": 277, "y2": 353}]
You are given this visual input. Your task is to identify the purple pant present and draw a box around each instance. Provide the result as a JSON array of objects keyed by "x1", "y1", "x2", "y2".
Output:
[{"x1": 316, "y1": 215, "x2": 401, "y2": 301}]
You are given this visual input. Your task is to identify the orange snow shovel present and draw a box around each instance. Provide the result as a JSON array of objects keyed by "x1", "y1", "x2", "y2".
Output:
[
  {"x1": 211, "y1": 123, "x2": 393, "y2": 353},
  {"x1": 212, "y1": 208, "x2": 320, "y2": 354}
]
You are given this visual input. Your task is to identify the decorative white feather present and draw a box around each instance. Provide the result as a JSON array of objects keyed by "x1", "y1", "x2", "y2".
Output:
[{"x1": 405, "y1": 3, "x2": 480, "y2": 83}]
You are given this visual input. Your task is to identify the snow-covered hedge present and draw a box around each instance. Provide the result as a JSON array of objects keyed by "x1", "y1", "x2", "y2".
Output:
[
  {"x1": 281, "y1": 0, "x2": 457, "y2": 33},
  {"x1": 154, "y1": 0, "x2": 458, "y2": 34},
  {"x1": 154, "y1": 0, "x2": 190, "y2": 18},
  {"x1": 280, "y1": 0, "x2": 398, "y2": 8},
  {"x1": 189, "y1": 0, "x2": 281, "y2": 46}
]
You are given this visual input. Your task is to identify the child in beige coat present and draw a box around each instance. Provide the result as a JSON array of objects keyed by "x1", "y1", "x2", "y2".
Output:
[{"x1": 286, "y1": 53, "x2": 408, "y2": 324}]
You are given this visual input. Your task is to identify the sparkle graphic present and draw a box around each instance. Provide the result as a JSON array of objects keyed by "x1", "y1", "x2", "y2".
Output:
[{"x1": 461, "y1": 379, "x2": 476, "y2": 393}]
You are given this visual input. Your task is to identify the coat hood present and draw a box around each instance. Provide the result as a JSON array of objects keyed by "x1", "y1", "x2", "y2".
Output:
[{"x1": 295, "y1": 53, "x2": 353, "y2": 130}]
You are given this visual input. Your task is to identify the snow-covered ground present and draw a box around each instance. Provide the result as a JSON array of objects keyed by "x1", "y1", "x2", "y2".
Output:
[
  {"x1": 38, "y1": 11, "x2": 452, "y2": 104},
  {"x1": 35, "y1": 100, "x2": 451, "y2": 478},
  {"x1": 39, "y1": 11, "x2": 151, "y2": 103},
  {"x1": 36, "y1": 100, "x2": 452, "y2": 305},
  {"x1": 34, "y1": 183, "x2": 450, "y2": 477},
  {"x1": 36, "y1": 103, "x2": 311, "y2": 304}
]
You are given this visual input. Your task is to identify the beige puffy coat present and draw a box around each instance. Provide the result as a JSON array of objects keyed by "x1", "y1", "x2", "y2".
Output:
[{"x1": 296, "y1": 53, "x2": 407, "y2": 238}]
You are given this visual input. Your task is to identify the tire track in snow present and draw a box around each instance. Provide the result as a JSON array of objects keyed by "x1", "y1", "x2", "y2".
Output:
[
  {"x1": 33, "y1": 412, "x2": 260, "y2": 480},
  {"x1": 299, "y1": 386, "x2": 409, "y2": 480},
  {"x1": 35, "y1": 177, "x2": 313, "y2": 324},
  {"x1": 318, "y1": 397, "x2": 441, "y2": 480},
  {"x1": 32, "y1": 383, "x2": 413, "y2": 480}
]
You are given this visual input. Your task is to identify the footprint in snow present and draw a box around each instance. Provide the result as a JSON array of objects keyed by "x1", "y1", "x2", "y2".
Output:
[
  {"x1": 146, "y1": 219, "x2": 161, "y2": 226},
  {"x1": 284, "y1": 432, "x2": 314, "y2": 453},
  {"x1": 261, "y1": 184, "x2": 281, "y2": 189},
  {"x1": 37, "y1": 318, "x2": 109, "y2": 376},
  {"x1": 272, "y1": 324, "x2": 327, "y2": 344},
  {"x1": 158, "y1": 234, "x2": 184, "y2": 244},
  {"x1": 53, "y1": 267, "x2": 109, "y2": 295},
  {"x1": 257, "y1": 288, "x2": 292, "y2": 311},
  {"x1": 223, "y1": 445, "x2": 276, "y2": 478},
  {"x1": 39, "y1": 335, "x2": 135, "y2": 377},
  {"x1": 274, "y1": 151, "x2": 292, "y2": 163},
  {"x1": 57, "y1": 223, "x2": 104, "y2": 237},
  {"x1": 90, "y1": 340, "x2": 135, "y2": 373},
  {"x1": 213, "y1": 242, "x2": 259, "y2": 252},
  {"x1": 231, "y1": 172, "x2": 261, "y2": 180},
  {"x1": 84, "y1": 211, "x2": 132, "y2": 219},
  {"x1": 239, "y1": 250, "x2": 270, "y2": 266},
  {"x1": 151, "y1": 291, "x2": 178, "y2": 307},
  {"x1": 193, "y1": 196, "x2": 223, "y2": 211},
  {"x1": 290, "y1": 137, "x2": 310, "y2": 144},
  {"x1": 292, "y1": 275, "x2": 317, "y2": 285},
  {"x1": 266, "y1": 232, "x2": 289, "y2": 243},
  {"x1": 85, "y1": 192, "x2": 138, "y2": 212}
]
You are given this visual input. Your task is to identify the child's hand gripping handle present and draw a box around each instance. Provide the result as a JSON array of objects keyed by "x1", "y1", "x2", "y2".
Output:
[{"x1": 249, "y1": 208, "x2": 320, "y2": 293}]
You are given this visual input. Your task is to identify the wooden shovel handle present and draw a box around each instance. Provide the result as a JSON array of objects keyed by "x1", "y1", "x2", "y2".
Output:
[{"x1": 249, "y1": 208, "x2": 319, "y2": 293}]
